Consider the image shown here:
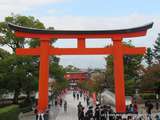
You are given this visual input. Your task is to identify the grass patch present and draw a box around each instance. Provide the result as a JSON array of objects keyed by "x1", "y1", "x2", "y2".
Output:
[
  {"x1": 0, "y1": 105, "x2": 18, "y2": 114},
  {"x1": 0, "y1": 105, "x2": 20, "y2": 120}
]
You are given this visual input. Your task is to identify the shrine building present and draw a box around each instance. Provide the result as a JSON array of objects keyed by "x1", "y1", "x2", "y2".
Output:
[{"x1": 64, "y1": 72, "x2": 89, "y2": 87}]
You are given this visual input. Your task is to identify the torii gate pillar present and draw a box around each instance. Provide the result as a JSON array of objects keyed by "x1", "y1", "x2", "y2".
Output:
[
  {"x1": 113, "y1": 38, "x2": 126, "y2": 112},
  {"x1": 38, "y1": 39, "x2": 50, "y2": 112}
]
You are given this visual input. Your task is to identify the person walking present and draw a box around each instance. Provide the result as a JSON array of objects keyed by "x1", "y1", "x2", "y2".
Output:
[
  {"x1": 133, "y1": 101, "x2": 138, "y2": 114},
  {"x1": 86, "y1": 106, "x2": 94, "y2": 120},
  {"x1": 34, "y1": 107, "x2": 38, "y2": 120},
  {"x1": 64, "y1": 100, "x2": 67, "y2": 112},
  {"x1": 80, "y1": 91, "x2": 83, "y2": 97},
  {"x1": 84, "y1": 96, "x2": 86, "y2": 102},
  {"x1": 73, "y1": 91, "x2": 76, "y2": 99},
  {"x1": 79, "y1": 107, "x2": 85, "y2": 120},
  {"x1": 146, "y1": 101, "x2": 153, "y2": 120},
  {"x1": 55, "y1": 99, "x2": 58, "y2": 107},
  {"x1": 77, "y1": 93, "x2": 80, "y2": 100},
  {"x1": 128, "y1": 104, "x2": 134, "y2": 113},
  {"x1": 94, "y1": 104, "x2": 100, "y2": 120},
  {"x1": 156, "y1": 101, "x2": 159, "y2": 111},
  {"x1": 60, "y1": 98, "x2": 63, "y2": 107},
  {"x1": 87, "y1": 96, "x2": 90, "y2": 106},
  {"x1": 78, "y1": 102, "x2": 83, "y2": 120},
  {"x1": 100, "y1": 106, "x2": 106, "y2": 120}
]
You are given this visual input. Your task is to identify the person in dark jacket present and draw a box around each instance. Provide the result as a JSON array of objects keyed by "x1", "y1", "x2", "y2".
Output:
[
  {"x1": 156, "y1": 101, "x2": 159, "y2": 111},
  {"x1": 64, "y1": 100, "x2": 67, "y2": 112},
  {"x1": 60, "y1": 98, "x2": 63, "y2": 107},
  {"x1": 77, "y1": 93, "x2": 80, "y2": 100},
  {"x1": 79, "y1": 107, "x2": 85, "y2": 120},
  {"x1": 86, "y1": 97, "x2": 90, "y2": 106},
  {"x1": 55, "y1": 99, "x2": 57, "y2": 107},
  {"x1": 94, "y1": 104, "x2": 100, "y2": 120},
  {"x1": 78, "y1": 102, "x2": 83, "y2": 120},
  {"x1": 100, "y1": 106, "x2": 106, "y2": 120},
  {"x1": 146, "y1": 101, "x2": 153, "y2": 120},
  {"x1": 85, "y1": 106, "x2": 94, "y2": 120}
]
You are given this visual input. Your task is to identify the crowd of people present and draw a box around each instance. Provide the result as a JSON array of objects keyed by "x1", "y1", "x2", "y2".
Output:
[
  {"x1": 77, "y1": 101, "x2": 160, "y2": 120},
  {"x1": 54, "y1": 92, "x2": 68, "y2": 112},
  {"x1": 73, "y1": 90, "x2": 160, "y2": 120},
  {"x1": 34, "y1": 88, "x2": 160, "y2": 120},
  {"x1": 33, "y1": 87, "x2": 160, "y2": 120},
  {"x1": 77, "y1": 101, "x2": 116, "y2": 120},
  {"x1": 73, "y1": 90, "x2": 117, "y2": 120},
  {"x1": 73, "y1": 90, "x2": 90, "y2": 106}
]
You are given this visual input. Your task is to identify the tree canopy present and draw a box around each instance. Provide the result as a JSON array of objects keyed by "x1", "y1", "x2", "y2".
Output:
[
  {"x1": 0, "y1": 14, "x2": 67, "y2": 104},
  {"x1": 153, "y1": 33, "x2": 160, "y2": 64}
]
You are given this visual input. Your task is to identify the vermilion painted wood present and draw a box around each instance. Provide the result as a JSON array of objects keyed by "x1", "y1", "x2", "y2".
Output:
[
  {"x1": 16, "y1": 48, "x2": 40, "y2": 55},
  {"x1": 38, "y1": 40, "x2": 49, "y2": 112},
  {"x1": 113, "y1": 39, "x2": 126, "y2": 112},
  {"x1": 11, "y1": 23, "x2": 152, "y2": 113},
  {"x1": 123, "y1": 47, "x2": 146, "y2": 55},
  {"x1": 16, "y1": 47, "x2": 145, "y2": 55},
  {"x1": 64, "y1": 72, "x2": 88, "y2": 80},
  {"x1": 15, "y1": 31, "x2": 147, "y2": 39},
  {"x1": 78, "y1": 38, "x2": 85, "y2": 48},
  {"x1": 49, "y1": 48, "x2": 113, "y2": 55}
]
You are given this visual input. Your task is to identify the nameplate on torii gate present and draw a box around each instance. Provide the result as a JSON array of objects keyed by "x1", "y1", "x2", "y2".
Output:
[{"x1": 8, "y1": 22, "x2": 153, "y2": 113}]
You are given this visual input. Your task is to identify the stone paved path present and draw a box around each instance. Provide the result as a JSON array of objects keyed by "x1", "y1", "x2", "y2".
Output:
[
  {"x1": 19, "y1": 111, "x2": 36, "y2": 120},
  {"x1": 19, "y1": 91, "x2": 160, "y2": 120},
  {"x1": 49, "y1": 91, "x2": 89, "y2": 120}
]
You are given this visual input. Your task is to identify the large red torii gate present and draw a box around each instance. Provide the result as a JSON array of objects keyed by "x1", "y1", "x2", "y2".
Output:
[{"x1": 8, "y1": 22, "x2": 153, "y2": 113}]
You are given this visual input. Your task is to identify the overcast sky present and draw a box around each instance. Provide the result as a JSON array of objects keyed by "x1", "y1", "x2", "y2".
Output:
[{"x1": 0, "y1": 0, "x2": 160, "y2": 68}]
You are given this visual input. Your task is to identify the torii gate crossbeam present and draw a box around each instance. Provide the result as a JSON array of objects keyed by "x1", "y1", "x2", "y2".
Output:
[{"x1": 8, "y1": 22, "x2": 153, "y2": 113}]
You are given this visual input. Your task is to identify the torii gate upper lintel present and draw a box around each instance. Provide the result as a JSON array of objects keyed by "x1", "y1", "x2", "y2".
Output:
[{"x1": 8, "y1": 22, "x2": 153, "y2": 113}]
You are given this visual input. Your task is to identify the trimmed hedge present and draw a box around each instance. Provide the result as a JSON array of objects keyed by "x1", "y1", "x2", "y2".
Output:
[
  {"x1": 140, "y1": 93, "x2": 156, "y2": 100},
  {"x1": 0, "y1": 105, "x2": 20, "y2": 120}
]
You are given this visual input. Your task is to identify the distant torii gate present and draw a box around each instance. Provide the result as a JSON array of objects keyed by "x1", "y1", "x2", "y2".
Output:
[{"x1": 8, "y1": 22, "x2": 153, "y2": 113}]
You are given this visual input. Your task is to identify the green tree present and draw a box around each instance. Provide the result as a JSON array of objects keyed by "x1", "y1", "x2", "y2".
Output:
[
  {"x1": 50, "y1": 63, "x2": 66, "y2": 81},
  {"x1": 0, "y1": 48, "x2": 10, "y2": 60},
  {"x1": 0, "y1": 14, "x2": 45, "y2": 52},
  {"x1": 0, "y1": 14, "x2": 46, "y2": 103},
  {"x1": 105, "y1": 55, "x2": 114, "y2": 89},
  {"x1": 90, "y1": 71, "x2": 106, "y2": 93},
  {"x1": 144, "y1": 48, "x2": 153, "y2": 67},
  {"x1": 0, "y1": 14, "x2": 61, "y2": 103},
  {"x1": 0, "y1": 48, "x2": 10, "y2": 97},
  {"x1": 153, "y1": 33, "x2": 160, "y2": 64},
  {"x1": 0, "y1": 55, "x2": 38, "y2": 103},
  {"x1": 141, "y1": 64, "x2": 160, "y2": 90},
  {"x1": 65, "y1": 65, "x2": 80, "y2": 72}
]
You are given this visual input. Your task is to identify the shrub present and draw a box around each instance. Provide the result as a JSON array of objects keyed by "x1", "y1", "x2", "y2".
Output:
[
  {"x1": 140, "y1": 93, "x2": 156, "y2": 100},
  {"x1": 19, "y1": 99, "x2": 33, "y2": 113}
]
